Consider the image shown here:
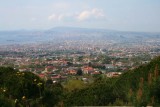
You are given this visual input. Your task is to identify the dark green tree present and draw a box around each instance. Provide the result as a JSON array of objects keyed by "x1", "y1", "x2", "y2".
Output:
[{"x1": 77, "y1": 68, "x2": 83, "y2": 76}]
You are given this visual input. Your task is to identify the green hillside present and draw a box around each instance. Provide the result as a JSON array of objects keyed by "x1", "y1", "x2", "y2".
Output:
[
  {"x1": 63, "y1": 56, "x2": 160, "y2": 106},
  {"x1": 0, "y1": 56, "x2": 160, "y2": 107}
]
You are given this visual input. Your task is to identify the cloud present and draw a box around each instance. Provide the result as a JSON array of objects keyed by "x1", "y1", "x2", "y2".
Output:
[
  {"x1": 77, "y1": 8, "x2": 106, "y2": 21},
  {"x1": 48, "y1": 8, "x2": 106, "y2": 22},
  {"x1": 77, "y1": 11, "x2": 91, "y2": 21},
  {"x1": 92, "y1": 8, "x2": 105, "y2": 18},
  {"x1": 48, "y1": 14, "x2": 64, "y2": 21}
]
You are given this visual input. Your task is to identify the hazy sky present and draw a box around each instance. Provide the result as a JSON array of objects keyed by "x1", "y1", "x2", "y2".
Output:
[{"x1": 0, "y1": 0, "x2": 160, "y2": 32}]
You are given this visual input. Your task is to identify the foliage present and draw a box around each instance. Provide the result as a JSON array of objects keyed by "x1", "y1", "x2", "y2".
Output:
[
  {"x1": 42, "y1": 83, "x2": 63, "y2": 107},
  {"x1": 0, "y1": 67, "x2": 44, "y2": 106},
  {"x1": 63, "y1": 56, "x2": 160, "y2": 106},
  {"x1": 0, "y1": 95, "x2": 15, "y2": 107},
  {"x1": 1, "y1": 56, "x2": 160, "y2": 106},
  {"x1": 76, "y1": 68, "x2": 83, "y2": 75},
  {"x1": 64, "y1": 79, "x2": 86, "y2": 92}
]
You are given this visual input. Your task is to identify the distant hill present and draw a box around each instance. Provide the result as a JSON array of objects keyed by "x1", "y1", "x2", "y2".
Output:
[
  {"x1": 47, "y1": 26, "x2": 116, "y2": 33},
  {"x1": 0, "y1": 27, "x2": 160, "y2": 45}
]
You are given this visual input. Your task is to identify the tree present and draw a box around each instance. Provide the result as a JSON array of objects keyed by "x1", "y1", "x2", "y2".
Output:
[
  {"x1": 42, "y1": 84, "x2": 63, "y2": 107},
  {"x1": 77, "y1": 68, "x2": 83, "y2": 76},
  {"x1": 0, "y1": 95, "x2": 15, "y2": 107}
]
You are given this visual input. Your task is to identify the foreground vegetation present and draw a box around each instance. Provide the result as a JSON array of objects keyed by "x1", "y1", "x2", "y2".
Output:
[{"x1": 0, "y1": 56, "x2": 160, "y2": 107}]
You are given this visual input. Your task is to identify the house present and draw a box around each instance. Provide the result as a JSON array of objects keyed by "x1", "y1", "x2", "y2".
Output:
[
  {"x1": 91, "y1": 71, "x2": 101, "y2": 75},
  {"x1": 51, "y1": 74, "x2": 61, "y2": 79},
  {"x1": 51, "y1": 74, "x2": 67, "y2": 82},
  {"x1": 106, "y1": 72, "x2": 122, "y2": 78},
  {"x1": 46, "y1": 66, "x2": 57, "y2": 72},
  {"x1": 67, "y1": 69, "x2": 77, "y2": 75},
  {"x1": 38, "y1": 73, "x2": 46, "y2": 79},
  {"x1": 19, "y1": 68, "x2": 27, "y2": 72},
  {"x1": 105, "y1": 64, "x2": 115, "y2": 69},
  {"x1": 82, "y1": 66, "x2": 94, "y2": 74}
]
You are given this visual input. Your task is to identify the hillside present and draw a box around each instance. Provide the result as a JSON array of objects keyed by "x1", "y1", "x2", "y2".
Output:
[
  {"x1": 112, "y1": 56, "x2": 160, "y2": 106},
  {"x1": 0, "y1": 56, "x2": 160, "y2": 106},
  {"x1": 63, "y1": 56, "x2": 160, "y2": 106}
]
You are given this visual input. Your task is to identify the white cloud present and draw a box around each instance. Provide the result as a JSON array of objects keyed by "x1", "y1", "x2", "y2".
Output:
[
  {"x1": 48, "y1": 14, "x2": 64, "y2": 21},
  {"x1": 77, "y1": 11, "x2": 91, "y2": 21},
  {"x1": 48, "y1": 8, "x2": 106, "y2": 22},
  {"x1": 92, "y1": 8, "x2": 105, "y2": 18},
  {"x1": 77, "y1": 8, "x2": 106, "y2": 21},
  {"x1": 48, "y1": 14, "x2": 57, "y2": 20}
]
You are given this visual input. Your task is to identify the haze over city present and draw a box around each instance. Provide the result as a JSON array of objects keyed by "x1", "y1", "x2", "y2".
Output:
[{"x1": 1, "y1": 0, "x2": 160, "y2": 32}]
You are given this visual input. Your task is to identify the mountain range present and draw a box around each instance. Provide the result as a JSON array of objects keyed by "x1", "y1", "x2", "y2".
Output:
[{"x1": 0, "y1": 27, "x2": 160, "y2": 45}]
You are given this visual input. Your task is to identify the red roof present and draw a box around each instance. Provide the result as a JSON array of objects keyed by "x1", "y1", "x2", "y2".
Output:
[
  {"x1": 39, "y1": 74, "x2": 45, "y2": 78},
  {"x1": 51, "y1": 75, "x2": 61, "y2": 79},
  {"x1": 83, "y1": 66, "x2": 93, "y2": 71}
]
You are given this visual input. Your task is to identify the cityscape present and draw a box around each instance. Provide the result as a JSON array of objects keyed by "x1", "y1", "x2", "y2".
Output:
[
  {"x1": 1, "y1": 0, "x2": 160, "y2": 107},
  {"x1": 0, "y1": 28, "x2": 160, "y2": 82}
]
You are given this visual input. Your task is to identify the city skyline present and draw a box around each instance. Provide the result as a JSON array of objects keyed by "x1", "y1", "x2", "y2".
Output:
[{"x1": 0, "y1": 0, "x2": 160, "y2": 32}]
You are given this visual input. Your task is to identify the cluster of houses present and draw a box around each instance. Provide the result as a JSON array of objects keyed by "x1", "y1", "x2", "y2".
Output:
[{"x1": 34, "y1": 64, "x2": 122, "y2": 83}]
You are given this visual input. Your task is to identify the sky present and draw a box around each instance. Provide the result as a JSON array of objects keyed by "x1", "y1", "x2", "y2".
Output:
[{"x1": 0, "y1": 0, "x2": 160, "y2": 32}]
